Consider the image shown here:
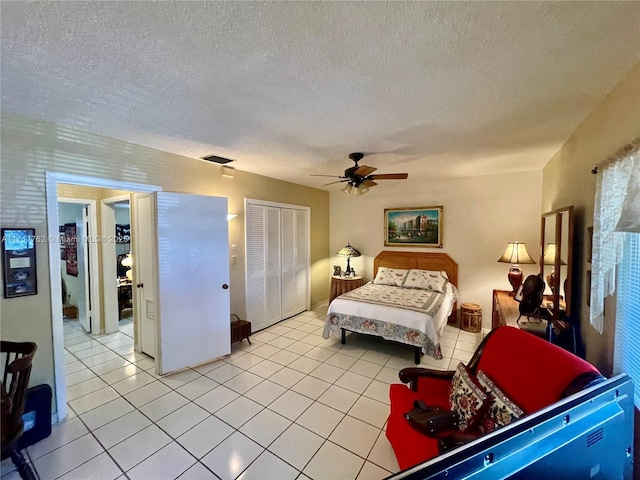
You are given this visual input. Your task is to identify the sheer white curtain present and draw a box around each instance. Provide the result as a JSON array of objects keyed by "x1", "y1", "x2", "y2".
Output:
[{"x1": 590, "y1": 138, "x2": 640, "y2": 333}]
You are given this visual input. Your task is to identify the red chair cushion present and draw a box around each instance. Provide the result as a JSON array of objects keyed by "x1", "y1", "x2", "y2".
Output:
[
  {"x1": 476, "y1": 327, "x2": 599, "y2": 413},
  {"x1": 386, "y1": 378, "x2": 451, "y2": 470},
  {"x1": 386, "y1": 327, "x2": 601, "y2": 471}
]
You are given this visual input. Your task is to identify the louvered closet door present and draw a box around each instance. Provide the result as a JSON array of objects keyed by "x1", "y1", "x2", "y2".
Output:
[
  {"x1": 293, "y1": 209, "x2": 308, "y2": 313},
  {"x1": 282, "y1": 208, "x2": 308, "y2": 318},
  {"x1": 281, "y1": 209, "x2": 296, "y2": 318},
  {"x1": 246, "y1": 204, "x2": 282, "y2": 331},
  {"x1": 265, "y1": 207, "x2": 282, "y2": 327}
]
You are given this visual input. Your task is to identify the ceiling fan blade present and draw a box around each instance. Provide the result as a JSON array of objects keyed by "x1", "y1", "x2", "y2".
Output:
[
  {"x1": 355, "y1": 165, "x2": 377, "y2": 177},
  {"x1": 362, "y1": 179, "x2": 378, "y2": 188},
  {"x1": 369, "y1": 173, "x2": 408, "y2": 180},
  {"x1": 322, "y1": 179, "x2": 349, "y2": 186},
  {"x1": 310, "y1": 174, "x2": 343, "y2": 178}
]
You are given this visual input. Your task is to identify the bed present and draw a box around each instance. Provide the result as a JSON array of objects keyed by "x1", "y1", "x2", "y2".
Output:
[{"x1": 322, "y1": 251, "x2": 459, "y2": 363}]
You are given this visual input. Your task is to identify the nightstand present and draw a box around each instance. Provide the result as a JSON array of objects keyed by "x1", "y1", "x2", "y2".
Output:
[{"x1": 330, "y1": 275, "x2": 364, "y2": 303}]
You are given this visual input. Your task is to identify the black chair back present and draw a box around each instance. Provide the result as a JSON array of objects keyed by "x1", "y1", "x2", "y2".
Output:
[
  {"x1": 519, "y1": 275, "x2": 545, "y2": 317},
  {"x1": 1, "y1": 341, "x2": 38, "y2": 480}
]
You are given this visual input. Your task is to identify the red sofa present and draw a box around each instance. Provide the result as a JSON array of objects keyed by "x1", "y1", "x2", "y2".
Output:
[{"x1": 385, "y1": 326, "x2": 604, "y2": 471}]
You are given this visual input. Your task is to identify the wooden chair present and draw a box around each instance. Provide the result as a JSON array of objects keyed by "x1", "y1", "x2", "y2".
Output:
[{"x1": 1, "y1": 341, "x2": 38, "y2": 480}]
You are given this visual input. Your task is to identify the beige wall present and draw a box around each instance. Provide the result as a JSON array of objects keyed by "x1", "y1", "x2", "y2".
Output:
[
  {"x1": 330, "y1": 169, "x2": 543, "y2": 330},
  {"x1": 542, "y1": 62, "x2": 640, "y2": 375},
  {"x1": 0, "y1": 112, "x2": 330, "y2": 413}
]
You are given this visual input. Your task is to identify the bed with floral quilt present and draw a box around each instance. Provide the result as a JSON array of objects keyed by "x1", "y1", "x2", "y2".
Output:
[{"x1": 322, "y1": 251, "x2": 459, "y2": 364}]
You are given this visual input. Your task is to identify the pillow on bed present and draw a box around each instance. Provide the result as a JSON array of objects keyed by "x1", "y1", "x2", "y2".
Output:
[
  {"x1": 372, "y1": 267, "x2": 409, "y2": 286},
  {"x1": 402, "y1": 269, "x2": 449, "y2": 293}
]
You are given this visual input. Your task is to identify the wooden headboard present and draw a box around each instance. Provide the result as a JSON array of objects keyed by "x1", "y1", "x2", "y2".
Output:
[{"x1": 373, "y1": 251, "x2": 459, "y2": 324}]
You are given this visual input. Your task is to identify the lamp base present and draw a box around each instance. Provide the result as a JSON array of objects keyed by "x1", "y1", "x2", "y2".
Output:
[
  {"x1": 508, "y1": 265, "x2": 523, "y2": 296},
  {"x1": 547, "y1": 268, "x2": 556, "y2": 296},
  {"x1": 345, "y1": 257, "x2": 352, "y2": 275}
]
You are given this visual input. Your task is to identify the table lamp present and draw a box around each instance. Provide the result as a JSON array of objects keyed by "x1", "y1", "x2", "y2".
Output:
[
  {"x1": 497, "y1": 242, "x2": 535, "y2": 296},
  {"x1": 121, "y1": 254, "x2": 133, "y2": 281},
  {"x1": 336, "y1": 243, "x2": 361, "y2": 275},
  {"x1": 542, "y1": 243, "x2": 566, "y2": 295}
]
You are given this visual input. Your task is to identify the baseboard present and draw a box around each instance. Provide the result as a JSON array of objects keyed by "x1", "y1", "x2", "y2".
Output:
[{"x1": 311, "y1": 300, "x2": 329, "y2": 311}]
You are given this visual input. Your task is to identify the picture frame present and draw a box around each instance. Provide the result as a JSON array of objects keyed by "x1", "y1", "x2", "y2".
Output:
[
  {"x1": 1, "y1": 228, "x2": 38, "y2": 298},
  {"x1": 115, "y1": 224, "x2": 131, "y2": 243},
  {"x1": 333, "y1": 265, "x2": 341, "y2": 276},
  {"x1": 384, "y1": 206, "x2": 443, "y2": 247},
  {"x1": 64, "y1": 223, "x2": 78, "y2": 277}
]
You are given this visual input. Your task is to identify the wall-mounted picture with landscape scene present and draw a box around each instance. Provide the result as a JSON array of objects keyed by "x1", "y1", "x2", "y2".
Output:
[{"x1": 384, "y1": 206, "x2": 443, "y2": 247}]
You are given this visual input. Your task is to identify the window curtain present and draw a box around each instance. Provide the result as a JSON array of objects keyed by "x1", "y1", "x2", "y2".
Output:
[{"x1": 590, "y1": 137, "x2": 640, "y2": 333}]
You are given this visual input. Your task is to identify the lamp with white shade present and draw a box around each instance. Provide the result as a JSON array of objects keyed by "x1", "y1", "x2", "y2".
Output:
[
  {"x1": 497, "y1": 242, "x2": 535, "y2": 296},
  {"x1": 542, "y1": 243, "x2": 566, "y2": 295}
]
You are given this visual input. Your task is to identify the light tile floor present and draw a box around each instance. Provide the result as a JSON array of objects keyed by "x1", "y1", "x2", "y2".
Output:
[{"x1": 1, "y1": 308, "x2": 484, "y2": 480}]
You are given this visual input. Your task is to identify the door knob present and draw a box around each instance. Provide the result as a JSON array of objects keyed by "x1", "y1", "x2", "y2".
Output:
[
  {"x1": 222, "y1": 284, "x2": 229, "y2": 289},
  {"x1": 136, "y1": 283, "x2": 144, "y2": 288}
]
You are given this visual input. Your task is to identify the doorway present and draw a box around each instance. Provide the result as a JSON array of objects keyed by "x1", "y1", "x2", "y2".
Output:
[
  {"x1": 46, "y1": 172, "x2": 161, "y2": 421},
  {"x1": 57, "y1": 199, "x2": 98, "y2": 335},
  {"x1": 101, "y1": 195, "x2": 134, "y2": 337}
]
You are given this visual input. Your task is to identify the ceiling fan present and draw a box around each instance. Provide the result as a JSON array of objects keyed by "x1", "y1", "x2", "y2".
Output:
[{"x1": 311, "y1": 152, "x2": 408, "y2": 196}]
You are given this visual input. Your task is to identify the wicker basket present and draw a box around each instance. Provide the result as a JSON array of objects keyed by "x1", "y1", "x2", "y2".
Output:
[{"x1": 461, "y1": 303, "x2": 482, "y2": 333}]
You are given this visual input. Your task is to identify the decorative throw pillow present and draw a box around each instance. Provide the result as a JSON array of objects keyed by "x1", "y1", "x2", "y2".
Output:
[
  {"x1": 449, "y1": 362, "x2": 491, "y2": 432},
  {"x1": 403, "y1": 269, "x2": 449, "y2": 293},
  {"x1": 372, "y1": 267, "x2": 409, "y2": 286},
  {"x1": 477, "y1": 370, "x2": 524, "y2": 433}
]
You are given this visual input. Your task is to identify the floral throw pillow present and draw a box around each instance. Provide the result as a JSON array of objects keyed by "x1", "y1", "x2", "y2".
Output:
[
  {"x1": 372, "y1": 267, "x2": 409, "y2": 286},
  {"x1": 477, "y1": 370, "x2": 524, "y2": 433},
  {"x1": 402, "y1": 269, "x2": 449, "y2": 293},
  {"x1": 449, "y1": 362, "x2": 491, "y2": 432}
]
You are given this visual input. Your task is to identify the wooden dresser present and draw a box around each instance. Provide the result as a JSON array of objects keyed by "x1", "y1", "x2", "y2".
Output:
[{"x1": 492, "y1": 289, "x2": 521, "y2": 329}]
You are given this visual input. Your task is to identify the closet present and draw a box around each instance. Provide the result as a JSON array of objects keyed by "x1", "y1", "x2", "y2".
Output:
[{"x1": 245, "y1": 199, "x2": 310, "y2": 331}]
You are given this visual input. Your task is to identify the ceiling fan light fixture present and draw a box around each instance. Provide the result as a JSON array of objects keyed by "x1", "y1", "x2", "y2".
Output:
[{"x1": 314, "y1": 152, "x2": 407, "y2": 195}]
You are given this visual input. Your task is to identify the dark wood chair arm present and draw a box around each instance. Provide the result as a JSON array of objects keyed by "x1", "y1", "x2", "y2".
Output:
[{"x1": 399, "y1": 368, "x2": 455, "y2": 391}]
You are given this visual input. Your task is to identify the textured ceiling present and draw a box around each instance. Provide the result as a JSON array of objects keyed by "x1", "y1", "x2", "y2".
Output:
[{"x1": 2, "y1": 1, "x2": 639, "y2": 190}]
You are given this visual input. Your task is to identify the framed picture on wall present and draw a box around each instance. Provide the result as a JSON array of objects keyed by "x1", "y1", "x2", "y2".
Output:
[
  {"x1": 384, "y1": 206, "x2": 443, "y2": 247},
  {"x1": 1, "y1": 228, "x2": 38, "y2": 298},
  {"x1": 115, "y1": 224, "x2": 130, "y2": 243},
  {"x1": 64, "y1": 223, "x2": 78, "y2": 277}
]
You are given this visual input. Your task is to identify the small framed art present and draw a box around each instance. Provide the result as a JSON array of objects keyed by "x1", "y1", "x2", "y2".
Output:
[{"x1": 2, "y1": 228, "x2": 38, "y2": 298}]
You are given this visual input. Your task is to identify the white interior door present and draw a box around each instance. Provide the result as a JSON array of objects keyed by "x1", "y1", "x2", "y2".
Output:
[
  {"x1": 76, "y1": 219, "x2": 91, "y2": 333},
  {"x1": 246, "y1": 204, "x2": 268, "y2": 331},
  {"x1": 133, "y1": 193, "x2": 157, "y2": 358},
  {"x1": 246, "y1": 204, "x2": 282, "y2": 330},
  {"x1": 281, "y1": 209, "x2": 296, "y2": 318},
  {"x1": 294, "y1": 209, "x2": 308, "y2": 312},
  {"x1": 265, "y1": 207, "x2": 282, "y2": 327},
  {"x1": 133, "y1": 192, "x2": 230, "y2": 374}
]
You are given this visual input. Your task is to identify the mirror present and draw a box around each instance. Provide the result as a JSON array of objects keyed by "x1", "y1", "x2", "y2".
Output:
[{"x1": 540, "y1": 206, "x2": 574, "y2": 319}]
